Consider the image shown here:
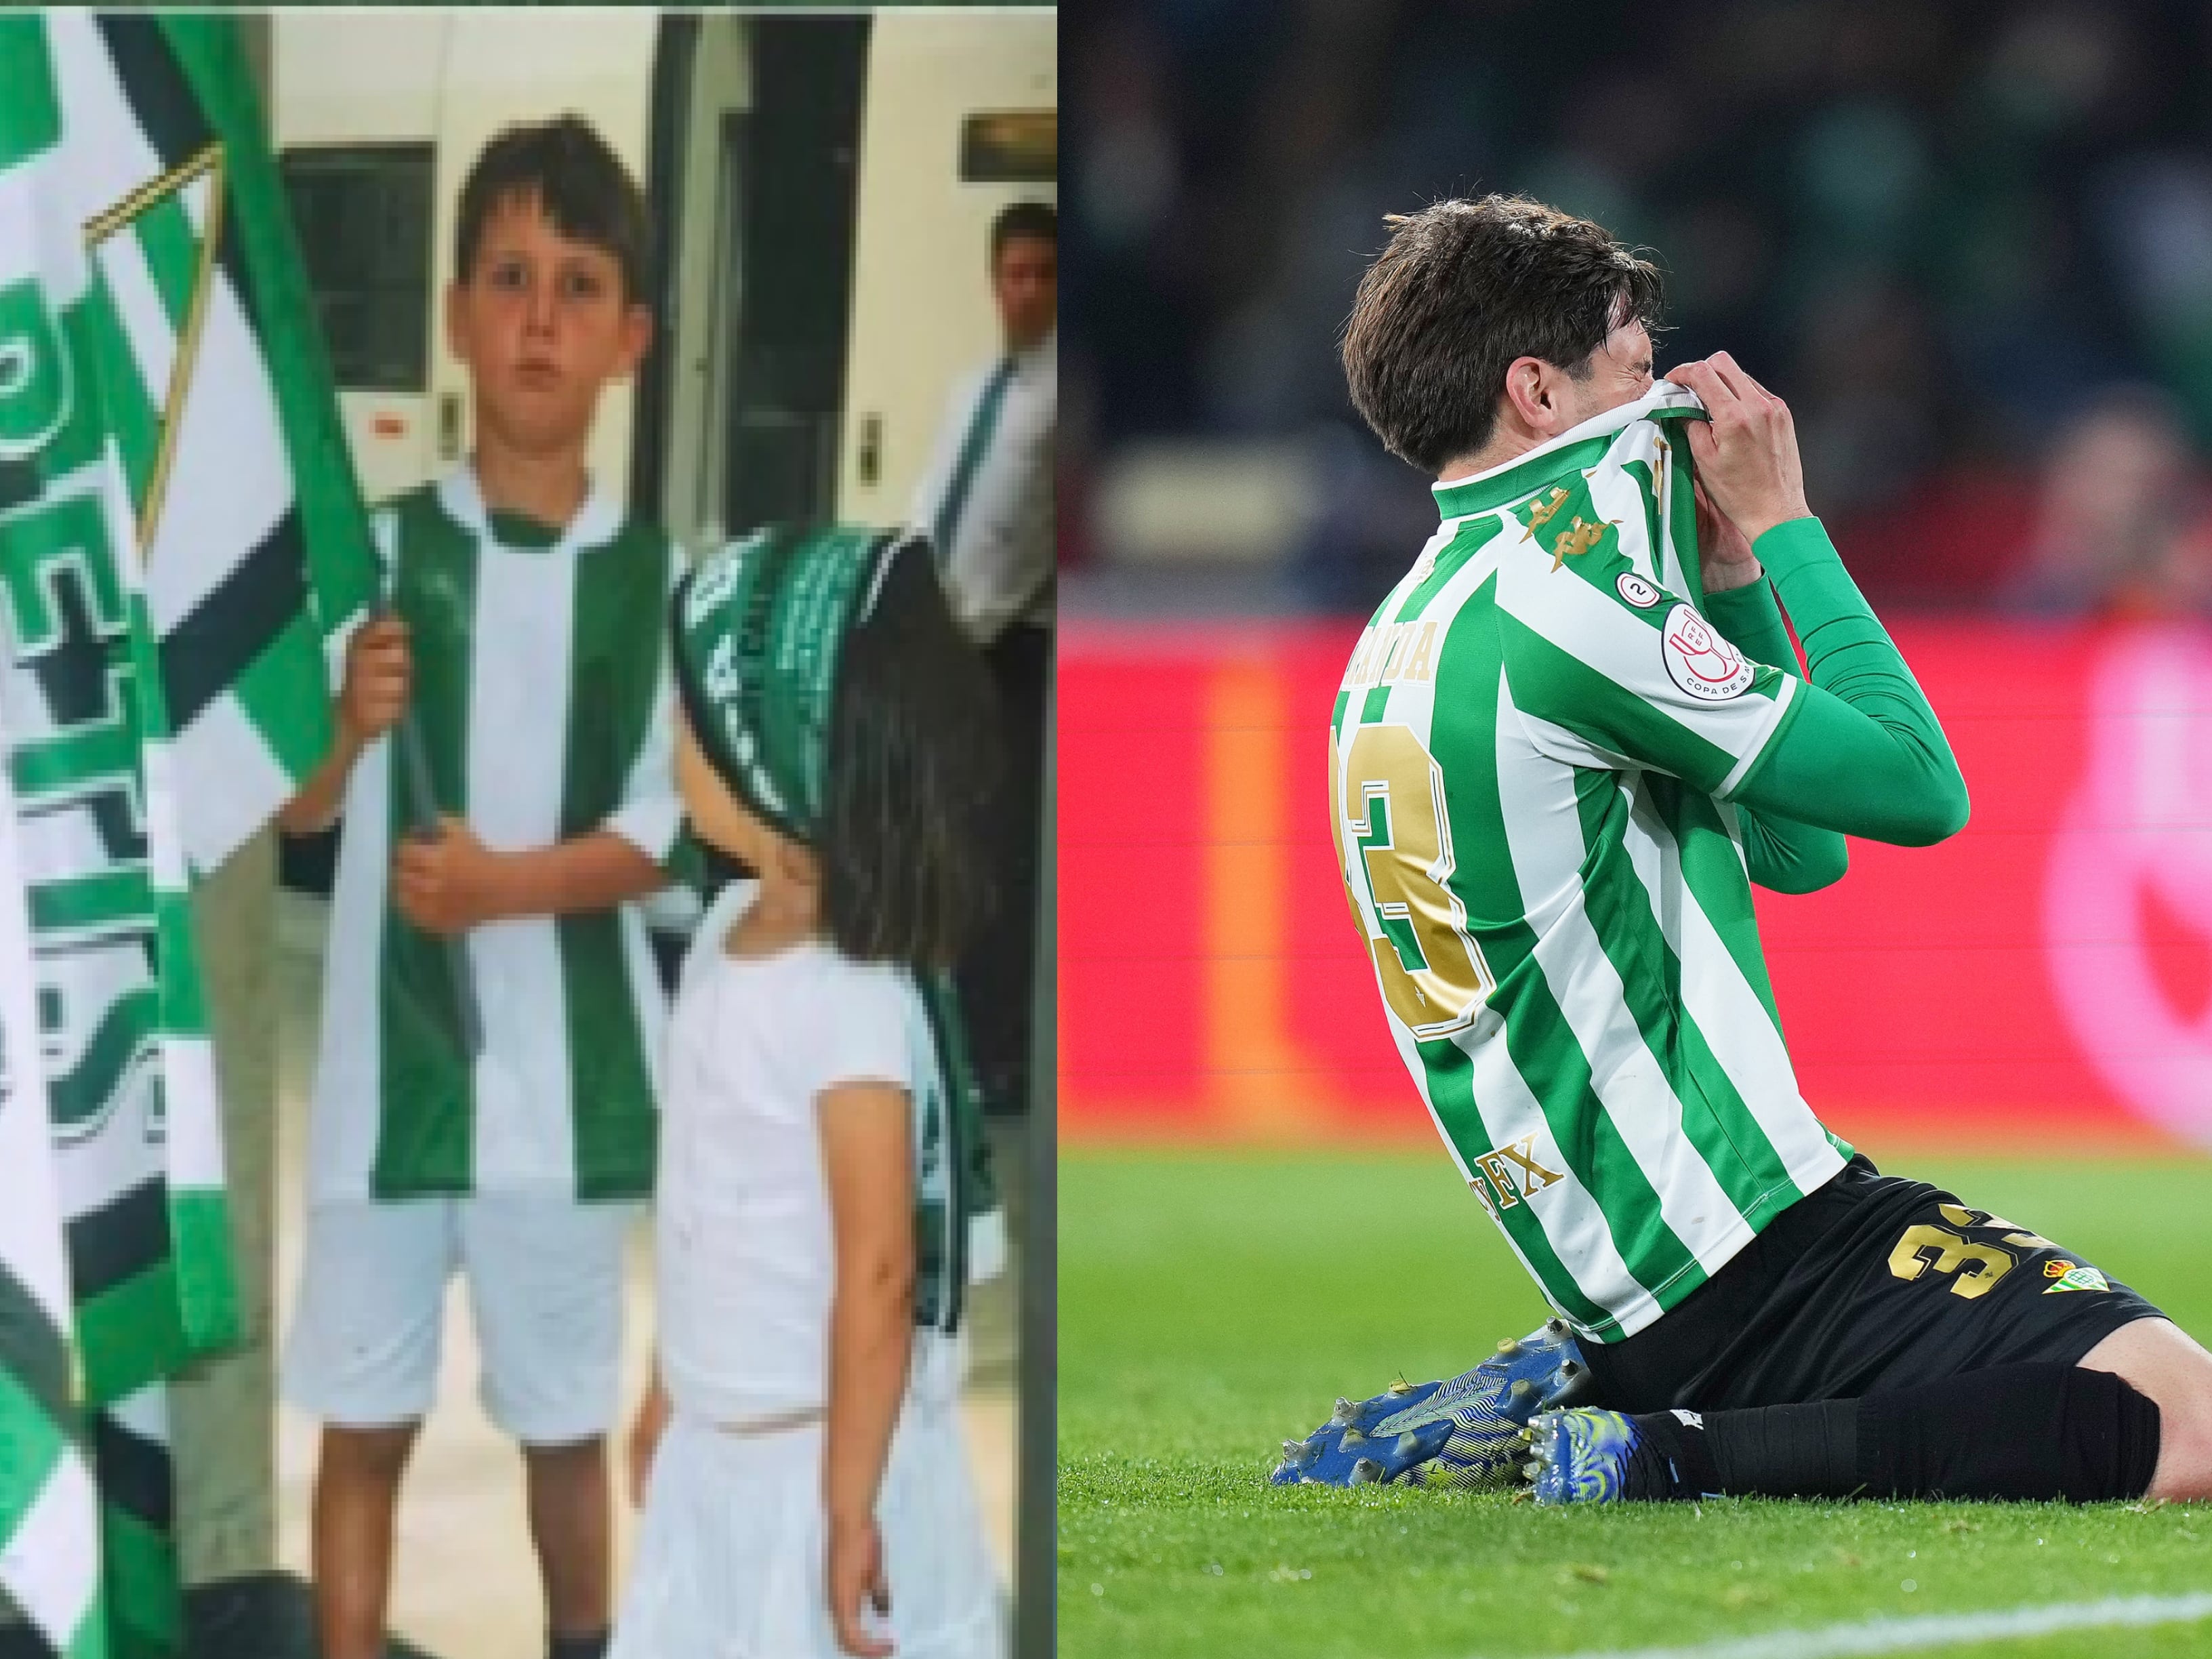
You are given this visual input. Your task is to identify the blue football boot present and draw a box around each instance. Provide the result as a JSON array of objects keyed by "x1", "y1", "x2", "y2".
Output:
[
  {"x1": 1270, "y1": 1317, "x2": 1591, "y2": 1491},
  {"x1": 1525, "y1": 1408, "x2": 1642, "y2": 1504}
]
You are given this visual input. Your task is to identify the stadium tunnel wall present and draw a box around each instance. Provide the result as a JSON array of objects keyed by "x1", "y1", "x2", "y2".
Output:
[{"x1": 1061, "y1": 619, "x2": 2212, "y2": 1155}]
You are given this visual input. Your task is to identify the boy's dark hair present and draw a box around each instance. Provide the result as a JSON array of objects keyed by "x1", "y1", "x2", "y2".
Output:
[
  {"x1": 990, "y1": 200, "x2": 1058, "y2": 266},
  {"x1": 822, "y1": 541, "x2": 1000, "y2": 972},
  {"x1": 1341, "y1": 194, "x2": 1663, "y2": 473},
  {"x1": 455, "y1": 115, "x2": 651, "y2": 303}
]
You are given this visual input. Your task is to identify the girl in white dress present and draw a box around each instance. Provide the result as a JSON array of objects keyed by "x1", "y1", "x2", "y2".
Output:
[{"x1": 611, "y1": 528, "x2": 1004, "y2": 1659}]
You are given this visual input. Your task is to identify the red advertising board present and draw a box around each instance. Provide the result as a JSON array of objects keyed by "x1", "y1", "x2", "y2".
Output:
[{"x1": 1060, "y1": 618, "x2": 2212, "y2": 1153}]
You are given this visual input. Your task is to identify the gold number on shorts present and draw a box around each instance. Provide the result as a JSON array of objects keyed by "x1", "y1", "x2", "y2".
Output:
[
  {"x1": 1939, "y1": 1203, "x2": 2059, "y2": 1253},
  {"x1": 1887, "y1": 1223, "x2": 2016, "y2": 1300},
  {"x1": 1332, "y1": 724, "x2": 1495, "y2": 1040}
]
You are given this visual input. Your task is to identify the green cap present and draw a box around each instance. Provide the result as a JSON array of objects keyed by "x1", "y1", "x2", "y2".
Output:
[{"x1": 670, "y1": 525, "x2": 905, "y2": 844}]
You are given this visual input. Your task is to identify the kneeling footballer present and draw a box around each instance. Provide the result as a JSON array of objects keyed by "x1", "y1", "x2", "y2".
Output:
[{"x1": 1285, "y1": 194, "x2": 2212, "y2": 1507}]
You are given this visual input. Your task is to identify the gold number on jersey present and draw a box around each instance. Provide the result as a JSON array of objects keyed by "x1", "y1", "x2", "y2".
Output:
[
  {"x1": 1332, "y1": 723, "x2": 1495, "y2": 1040},
  {"x1": 1887, "y1": 1223, "x2": 2016, "y2": 1300}
]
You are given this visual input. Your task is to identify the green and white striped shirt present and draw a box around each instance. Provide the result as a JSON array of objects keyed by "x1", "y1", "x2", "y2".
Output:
[
  {"x1": 309, "y1": 468, "x2": 681, "y2": 1203},
  {"x1": 1329, "y1": 386, "x2": 1848, "y2": 1342}
]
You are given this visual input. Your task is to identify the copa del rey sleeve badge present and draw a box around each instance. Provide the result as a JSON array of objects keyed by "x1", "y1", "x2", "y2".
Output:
[{"x1": 1661, "y1": 603, "x2": 1755, "y2": 701}]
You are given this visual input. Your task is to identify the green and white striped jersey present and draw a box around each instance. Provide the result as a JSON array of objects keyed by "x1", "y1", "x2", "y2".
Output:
[
  {"x1": 309, "y1": 468, "x2": 682, "y2": 1204},
  {"x1": 1329, "y1": 386, "x2": 1849, "y2": 1343}
]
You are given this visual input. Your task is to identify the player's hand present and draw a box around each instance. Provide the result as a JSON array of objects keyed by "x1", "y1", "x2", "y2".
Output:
[
  {"x1": 827, "y1": 1512, "x2": 895, "y2": 1658},
  {"x1": 626, "y1": 1380, "x2": 671, "y2": 1508},
  {"x1": 1693, "y1": 478, "x2": 1763, "y2": 594},
  {"x1": 337, "y1": 615, "x2": 411, "y2": 747},
  {"x1": 1666, "y1": 352, "x2": 1811, "y2": 546},
  {"x1": 392, "y1": 817, "x2": 507, "y2": 935}
]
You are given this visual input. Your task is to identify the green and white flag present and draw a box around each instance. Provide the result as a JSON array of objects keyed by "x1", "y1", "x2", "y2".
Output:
[
  {"x1": 0, "y1": 13, "x2": 377, "y2": 1654},
  {"x1": 0, "y1": 763, "x2": 102, "y2": 1659}
]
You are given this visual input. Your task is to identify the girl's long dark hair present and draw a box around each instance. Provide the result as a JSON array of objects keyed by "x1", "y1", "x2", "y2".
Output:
[{"x1": 821, "y1": 538, "x2": 1001, "y2": 971}]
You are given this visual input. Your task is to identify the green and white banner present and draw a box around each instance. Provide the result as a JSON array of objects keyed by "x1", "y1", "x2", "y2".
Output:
[
  {"x1": 0, "y1": 13, "x2": 377, "y2": 1656},
  {"x1": 0, "y1": 762, "x2": 102, "y2": 1658}
]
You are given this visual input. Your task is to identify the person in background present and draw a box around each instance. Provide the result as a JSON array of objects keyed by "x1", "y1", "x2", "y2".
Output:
[
  {"x1": 909, "y1": 199, "x2": 1056, "y2": 1115},
  {"x1": 2007, "y1": 388, "x2": 2205, "y2": 619}
]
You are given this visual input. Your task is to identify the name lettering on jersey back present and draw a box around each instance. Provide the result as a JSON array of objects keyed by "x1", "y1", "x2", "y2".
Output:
[
  {"x1": 1340, "y1": 619, "x2": 1439, "y2": 692},
  {"x1": 1469, "y1": 1134, "x2": 1566, "y2": 1213}
]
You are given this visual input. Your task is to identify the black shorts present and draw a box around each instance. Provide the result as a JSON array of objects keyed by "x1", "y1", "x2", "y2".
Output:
[{"x1": 1580, "y1": 1155, "x2": 2164, "y2": 1414}]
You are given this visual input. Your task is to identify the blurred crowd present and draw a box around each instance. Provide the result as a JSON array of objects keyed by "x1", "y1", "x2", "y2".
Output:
[{"x1": 1066, "y1": 0, "x2": 2212, "y2": 613}]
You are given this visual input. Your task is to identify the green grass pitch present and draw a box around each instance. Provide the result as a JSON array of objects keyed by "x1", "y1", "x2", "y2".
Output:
[{"x1": 1059, "y1": 1145, "x2": 2212, "y2": 1658}]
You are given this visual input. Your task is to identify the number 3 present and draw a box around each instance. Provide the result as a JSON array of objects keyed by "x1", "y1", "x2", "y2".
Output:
[
  {"x1": 1887, "y1": 1224, "x2": 2015, "y2": 1299},
  {"x1": 1332, "y1": 723, "x2": 1494, "y2": 1040}
]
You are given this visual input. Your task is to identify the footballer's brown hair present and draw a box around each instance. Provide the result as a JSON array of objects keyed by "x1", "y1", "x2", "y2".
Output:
[
  {"x1": 1340, "y1": 195, "x2": 1663, "y2": 474},
  {"x1": 455, "y1": 115, "x2": 651, "y2": 304}
]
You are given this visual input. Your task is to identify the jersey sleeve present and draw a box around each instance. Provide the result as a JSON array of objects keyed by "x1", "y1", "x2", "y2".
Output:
[
  {"x1": 1496, "y1": 542, "x2": 1802, "y2": 799},
  {"x1": 800, "y1": 959, "x2": 915, "y2": 1101},
  {"x1": 1701, "y1": 575, "x2": 1849, "y2": 893},
  {"x1": 1726, "y1": 518, "x2": 1969, "y2": 846},
  {"x1": 600, "y1": 539, "x2": 684, "y2": 865}
]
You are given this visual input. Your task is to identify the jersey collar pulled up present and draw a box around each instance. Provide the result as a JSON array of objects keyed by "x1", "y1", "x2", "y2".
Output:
[{"x1": 1431, "y1": 381, "x2": 1706, "y2": 523}]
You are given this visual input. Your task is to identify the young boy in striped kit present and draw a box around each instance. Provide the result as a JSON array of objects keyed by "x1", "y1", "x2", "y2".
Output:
[
  {"x1": 276, "y1": 117, "x2": 677, "y2": 1659},
  {"x1": 1279, "y1": 195, "x2": 2212, "y2": 1508}
]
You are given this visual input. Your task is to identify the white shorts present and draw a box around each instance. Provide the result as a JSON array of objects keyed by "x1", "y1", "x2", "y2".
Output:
[
  {"x1": 611, "y1": 1334, "x2": 1003, "y2": 1659},
  {"x1": 281, "y1": 1193, "x2": 634, "y2": 1445}
]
